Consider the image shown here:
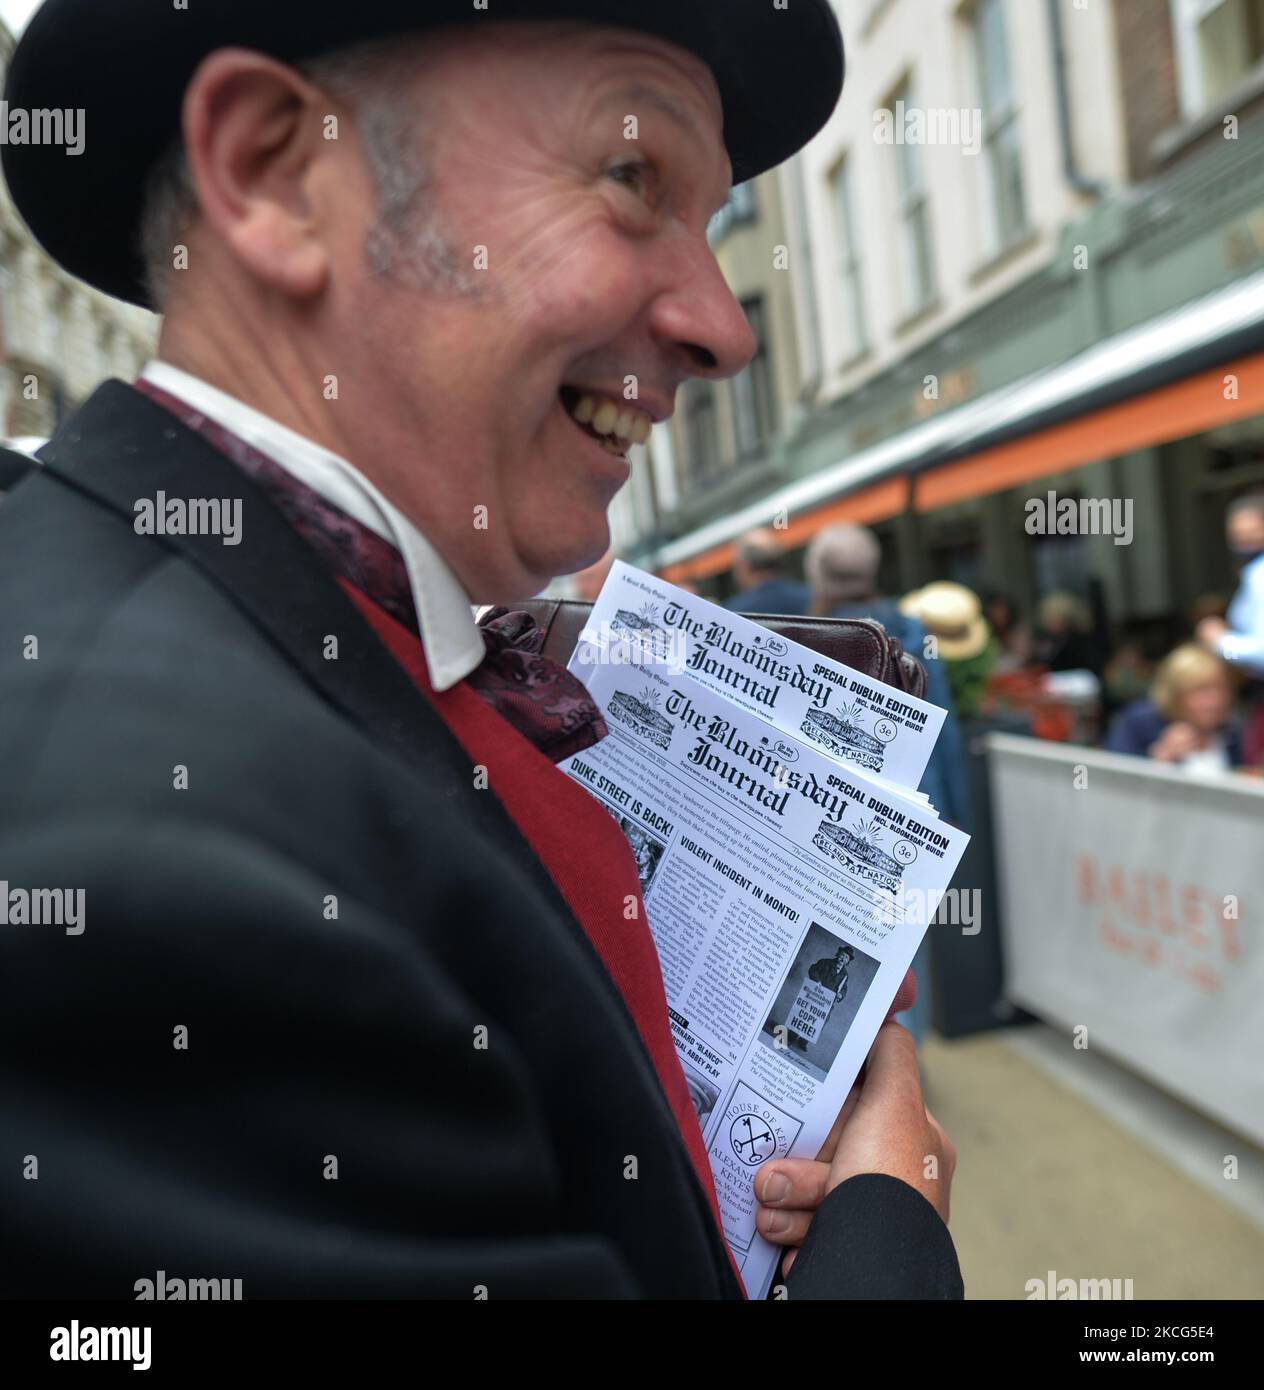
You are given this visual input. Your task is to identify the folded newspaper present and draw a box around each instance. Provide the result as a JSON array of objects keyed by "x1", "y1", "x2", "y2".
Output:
[{"x1": 558, "y1": 562, "x2": 969, "y2": 1299}]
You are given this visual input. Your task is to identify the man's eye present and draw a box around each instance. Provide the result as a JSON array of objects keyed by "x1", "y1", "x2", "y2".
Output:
[{"x1": 606, "y1": 160, "x2": 656, "y2": 202}]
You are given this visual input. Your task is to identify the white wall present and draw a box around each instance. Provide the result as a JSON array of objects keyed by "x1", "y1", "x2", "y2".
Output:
[{"x1": 783, "y1": 0, "x2": 1128, "y2": 410}]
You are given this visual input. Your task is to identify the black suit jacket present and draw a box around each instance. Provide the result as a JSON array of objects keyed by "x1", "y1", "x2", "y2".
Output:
[{"x1": 0, "y1": 383, "x2": 962, "y2": 1300}]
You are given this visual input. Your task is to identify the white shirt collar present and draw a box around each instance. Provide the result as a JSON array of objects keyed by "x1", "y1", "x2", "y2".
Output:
[{"x1": 140, "y1": 361, "x2": 486, "y2": 693}]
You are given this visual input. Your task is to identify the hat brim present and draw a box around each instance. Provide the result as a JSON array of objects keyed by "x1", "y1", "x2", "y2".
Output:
[
  {"x1": 2, "y1": 0, "x2": 843, "y2": 308},
  {"x1": 934, "y1": 620, "x2": 991, "y2": 663}
]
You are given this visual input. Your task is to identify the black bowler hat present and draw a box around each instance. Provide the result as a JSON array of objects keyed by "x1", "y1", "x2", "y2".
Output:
[{"x1": 1, "y1": 0, "x2": 845, "y2": 310}]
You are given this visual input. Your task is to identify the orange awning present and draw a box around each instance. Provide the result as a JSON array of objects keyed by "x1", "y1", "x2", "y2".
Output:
[
  {"x1": 915, "y1": 349, "x2": 1264, "y2": 511},
  {"x1": 658, "y1": 349, "x2": 1264, "y2": 584}
]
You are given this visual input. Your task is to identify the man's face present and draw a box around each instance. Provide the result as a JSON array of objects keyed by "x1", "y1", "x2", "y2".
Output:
[{"x1": 337, "y1": 22, "x2": 756, "y2": 600}]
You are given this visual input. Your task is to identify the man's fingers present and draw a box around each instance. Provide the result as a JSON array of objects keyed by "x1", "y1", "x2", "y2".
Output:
[
  {"x1": 755, "y1": 1157, "x2": 830, "y2": 1211},
  {"x1": 815, "y1": 1082, "x2": 861, "y2": 1161},
  {"x1": 855, "y1": 1020, "x2": 924, "y2": 1114},
  {"x1": 755, "y1": 1202, "x2": 814, "y2": 1247}
]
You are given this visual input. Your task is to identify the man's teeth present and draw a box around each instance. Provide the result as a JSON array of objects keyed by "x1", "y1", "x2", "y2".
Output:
[{"x1": 568, "y1": 392, "x2": 653, "y2": 447}]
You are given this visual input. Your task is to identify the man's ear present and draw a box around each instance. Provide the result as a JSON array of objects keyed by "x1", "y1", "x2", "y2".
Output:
[{"x1": 181, "y1": 48, "x2": 336, "y2": 300}]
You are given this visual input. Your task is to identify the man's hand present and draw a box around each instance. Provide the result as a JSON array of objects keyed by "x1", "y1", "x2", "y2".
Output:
[{"x1": 754, "y1": 1023, "x2": 955, "y2": 1274}]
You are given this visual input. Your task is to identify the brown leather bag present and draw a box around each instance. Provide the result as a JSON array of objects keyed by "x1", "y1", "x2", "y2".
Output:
[{"x1": 516, "y1": 599, "x2": 928, "y2": 701}]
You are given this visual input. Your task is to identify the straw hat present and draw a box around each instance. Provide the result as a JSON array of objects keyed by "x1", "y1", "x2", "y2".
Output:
[{"x1": 900, "y1": 582, "x2": 990, "y2": 661}]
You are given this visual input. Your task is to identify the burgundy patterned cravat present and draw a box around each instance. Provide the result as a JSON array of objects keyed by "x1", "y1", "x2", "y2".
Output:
[{"x1": 134, "y1": 379, "x2": 607, "y2": 762}]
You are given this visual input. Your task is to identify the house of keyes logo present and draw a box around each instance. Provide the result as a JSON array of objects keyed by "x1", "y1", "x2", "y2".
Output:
[{"x1": 727, "y1": 1099, "x2": 792, "y2": 1168}]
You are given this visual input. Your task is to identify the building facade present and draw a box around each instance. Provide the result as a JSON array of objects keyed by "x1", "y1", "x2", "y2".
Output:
[{"x1": 617, "y1": 0, "x2": 1264, "y2": 656}]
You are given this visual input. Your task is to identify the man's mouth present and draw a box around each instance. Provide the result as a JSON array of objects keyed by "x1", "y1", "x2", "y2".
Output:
[{"x1": 559, "y1": 385, "x2": 653, "y2": 459}]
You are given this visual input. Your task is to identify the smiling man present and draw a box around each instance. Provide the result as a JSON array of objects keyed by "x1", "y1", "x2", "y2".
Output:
[{"x1": 0, "y1": 1, "x2": 961, "y2": 1299}]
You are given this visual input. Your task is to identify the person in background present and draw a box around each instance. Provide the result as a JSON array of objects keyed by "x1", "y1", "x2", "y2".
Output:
[
  {"x1": 900, "y1": 583, "x2": 997, "y2": 721},
  {"x1": 1104, "y1": 644, "x2": 1243, "y2": 774},
  {"x1": 982, "y1": 591, "x2": 1032, "y2": 673},
  {"x1": 1033, "y1": 591, "x2": 1104, "y2": 677},
  {"x1": 1102, "y1": 637, "x2": 1155, "y2": 714},
  {"x1": 1197, "y1": 490, "x2": 1264, "y2": 764},
  {"x1": 805, "y1": 526, "x2": 970, "y2": 1048},
  {"x1": 805, "y1": 526, "x2": 970, "y2": 827},
  {"x1": 724, "y1": 527, "x2": 810, "y2": 615},
  {"x1": 1198, "y1": 490, "x2": 1264, "y2": 674}
]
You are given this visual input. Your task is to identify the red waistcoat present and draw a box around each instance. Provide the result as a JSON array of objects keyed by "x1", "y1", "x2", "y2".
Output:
[{"x1": 339, "y1": 580, "x2": 732, "y2": 1243}]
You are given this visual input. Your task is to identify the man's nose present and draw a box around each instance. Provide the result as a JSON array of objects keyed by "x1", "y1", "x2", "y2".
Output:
[{"x1": 648, "y1": 242, "x2": 759, "y2": 383}]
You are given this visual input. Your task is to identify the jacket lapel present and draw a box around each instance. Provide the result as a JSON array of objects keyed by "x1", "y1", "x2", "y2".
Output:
[{"x1": 41, "y1": 381, "x2": 460, "y2": 771}]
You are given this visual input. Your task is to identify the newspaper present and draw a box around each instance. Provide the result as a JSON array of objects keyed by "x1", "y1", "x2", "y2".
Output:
[
  {"x1": 559, "y1": 569, "x2": 968, "y2": 1298},
  {"x1": 579, "y1": 560, "x2": 945, "y2": 796}
]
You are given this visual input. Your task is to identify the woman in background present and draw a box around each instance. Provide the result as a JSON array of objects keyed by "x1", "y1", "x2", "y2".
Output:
[{"x1": 1104, "y1": 644, "x2": 1244, "y2": 774}]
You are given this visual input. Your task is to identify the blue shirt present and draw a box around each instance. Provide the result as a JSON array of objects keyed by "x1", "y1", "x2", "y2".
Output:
[
  {"x1": 1221, "y1": 552, "x2": 1264, "y2": 676},
  {"x1": 723, "y1": 578, "x2": 811, "y2": 616}
]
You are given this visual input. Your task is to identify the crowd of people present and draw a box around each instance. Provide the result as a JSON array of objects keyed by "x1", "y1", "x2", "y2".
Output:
[
  {"x1": 569, "y1": 497, "x2": 1263, "y2": 1058},
  {"x1": 719, "y1": 489, "x2": 1264, "y2": 783},
  {"x1": 700, "y1": 495, "x2": 1264, "y2": 1046}
]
